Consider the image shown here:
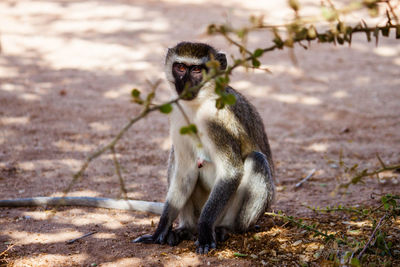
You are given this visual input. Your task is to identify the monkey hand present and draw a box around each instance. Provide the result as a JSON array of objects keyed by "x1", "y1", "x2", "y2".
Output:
[
  {"x1": 132, "y1": 234, "x2": 154, "y2": 244},
  {"x1": 133, "y1": 227, "x2": 180, "y2": 246},
  {"x1": 195, "y1": 222, "x2": 216, "y2": 254}
]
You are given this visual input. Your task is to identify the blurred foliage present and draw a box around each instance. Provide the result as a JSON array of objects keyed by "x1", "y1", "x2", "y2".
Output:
[{"x1": 207, "y1": 0, "x2": 400, "y2": 67}]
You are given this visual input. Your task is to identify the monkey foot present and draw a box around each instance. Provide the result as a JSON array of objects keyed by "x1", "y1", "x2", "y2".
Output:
[
  {"x1": 215, "y1": 226, "x2": 230, "y2": 242},
  {"x1": 195, "y1": 240, "x2": 216, "y2": 254}
]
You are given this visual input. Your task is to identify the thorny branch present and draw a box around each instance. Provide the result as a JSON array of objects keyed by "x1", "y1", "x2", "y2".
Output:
[
  {"x1": 357, "y1": 213, "x2": 388, "y2": 259},
  {"x1": 265, "y1": 212, "x2": 334, "y2": 241},
  {"x1": 65, "y1": 93, "x2": 180, "y2": 196},
  {"x1": 66, "y1": 59, "x2": 245, "y2": 195},
  {"x1": 338, "y1": 163, "x2": 400, "y2": 189},
  {"x1": 111, "y1": 146, "x2": 127, "y2": 199}
]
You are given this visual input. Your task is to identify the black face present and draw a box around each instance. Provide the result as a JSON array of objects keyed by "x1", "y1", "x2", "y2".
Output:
[{"x1": 172, "y1": 62, "x2": 206, "y2": 100}]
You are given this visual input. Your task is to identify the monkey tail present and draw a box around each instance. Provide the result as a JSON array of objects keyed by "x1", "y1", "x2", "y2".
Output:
[{"x1": 0, "y1": 197, "x2": 164, "y2": 215}]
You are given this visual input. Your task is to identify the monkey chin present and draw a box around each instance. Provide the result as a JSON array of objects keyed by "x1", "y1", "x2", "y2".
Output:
[{"x1": 179, "y1": 91, "x2": 199, "y2": 101}]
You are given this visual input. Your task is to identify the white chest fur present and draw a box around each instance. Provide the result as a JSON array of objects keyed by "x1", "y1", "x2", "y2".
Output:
[{"x1": 169, "y1": 100, "x2": 217, "y2": 190}]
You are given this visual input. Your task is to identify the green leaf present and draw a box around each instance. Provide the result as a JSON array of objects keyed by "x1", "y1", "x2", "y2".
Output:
[
  {"x1": 189, "y1": 124, "x2": 198, "y2": 134},
  {"x1": 159, "y1": 103, "x2": 173, "y2": 114},
  {"x1": 207, "y1": 24, "x2": 217, "y2": 35},
  {"x1": 233, "y1": 252, "x2": 248, "y2": 257},
  {"x1": 295, "y1": 28, "x2": 308, "y2": 40},
  {"x1": 368, "y1": 6, "x2": 379, "y2": 17},
  {"x1": 273, "y1": 37, "x2": 284, "y2": 48},
  {"x1": 216, "y1": 98, "x2": 225, "y2": 109},
  {"x1": 384, "y1": 203, "x2": 390, "y2": 210},
  {"x1": 224, "y1": 93, "x2": 237, "y2": 106},
  {"x1": 215, "y1": 76, "x2": 228, "y2": 86},
  {"x1": 288, "y1": 0, "x2": 300, "y2": 11},
  {"x1": 180, "y1": 124, "x2": 198, "y2": 135},
  {"x1": 253, "y1": 48, "x2": 264, "y2": 58},
  {"x1": 131, "y1": 89, "x2": 140, "y2": 98},
  {"x1": 350, "y1": 257, "x2": 361, "y2": 267},
  {"x1": 237, "y1": 29, "x2": 247, "y2": 39},
  {"x1": 337, "y1": 22, "x2": 345, "y2": 33},
  {"x1": 252, "y1": 58, "x2": 261, "y2": 68},
  {"x1": 344, "y1": 251, "x2": 352, "y2": 261},
  {"x1": 215, "y1": 85, "x2": 223, "y2": 96},
  {"x1": 321, "y1": 7, "x2": 336, "y2": 21},
  {"x1": 307, "y1": 26, "x2": 317, "y2": 39},
  {"x1": 146, "y1": 92, "x2": 155, "y2": 102},
  {"x1": 131, "y1": 88, "x2": 143, "y2": 105}
]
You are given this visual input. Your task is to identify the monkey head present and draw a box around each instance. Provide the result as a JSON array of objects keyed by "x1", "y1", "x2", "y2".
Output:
[{"x1": 165, "y1": 42, "x2": 227, "y2": 100}]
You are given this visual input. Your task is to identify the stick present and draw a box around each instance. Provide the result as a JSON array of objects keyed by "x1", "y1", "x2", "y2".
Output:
[
  {"x1": 0, "y1": 244, "x2": 15, "y2": 257},
  {"x1": 295, "y1": 168, "x2": 316, "y2": 188},
  {"x1": 357, "y1": 213, "x2": 387, "y2": 259},
  {"x1": 66, "y1": 231, "x2": 97, "y2": 244},
  {"x1": 0, "y1": 197, "x2": 164, "y2": 214}
]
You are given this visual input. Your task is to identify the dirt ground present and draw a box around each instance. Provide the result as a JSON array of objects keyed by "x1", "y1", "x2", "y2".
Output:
[{"x1": 0, "y1": 0, "x2": 400, "y2": 266}]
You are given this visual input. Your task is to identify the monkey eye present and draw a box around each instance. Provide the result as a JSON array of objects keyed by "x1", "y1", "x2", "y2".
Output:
[
  {"x1": 174, "y1": 63, "x2": 187, "y2": 73},
  {"x1": 191, "y1": 66, "x2": 202, "y2": 73}
]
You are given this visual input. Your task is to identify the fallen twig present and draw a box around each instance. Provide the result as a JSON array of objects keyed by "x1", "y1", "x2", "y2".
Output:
[
  {"x1": 66, "y1": 231, "x2": 97, "y2": 244},
  {"x1": 295, "y1": 168, "x2": 316, "y2": 188},
  {"x1": 357, "y1": 213, "x2": 387, "y2": 259},
  {"x1": 0, "y1": 243, "x2": 15, "y2": 257},
  {"x1": 265, "y1": 211, "x2": 334, "y2": 240}
]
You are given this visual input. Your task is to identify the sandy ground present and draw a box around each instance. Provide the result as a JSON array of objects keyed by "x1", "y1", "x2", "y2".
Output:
[{"x1": 0, "y1": 0, "x2": 399, "y2": 266}]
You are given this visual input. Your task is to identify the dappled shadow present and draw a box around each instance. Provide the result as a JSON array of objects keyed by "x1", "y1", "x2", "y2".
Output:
[{"x1": 0, "y1": 207, "x2": 196, "y2": 266}]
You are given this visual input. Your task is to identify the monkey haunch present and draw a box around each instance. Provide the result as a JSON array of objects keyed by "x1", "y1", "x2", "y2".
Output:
[{"x1": 134, "y1": 42, "x2": 275, "y2": 254}]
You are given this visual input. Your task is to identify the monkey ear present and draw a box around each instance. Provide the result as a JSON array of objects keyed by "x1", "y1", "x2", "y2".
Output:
[
  {"x1": 216, "y1": 53, "x2": 227, "y2": 70},
  {"x1": 165, "y1": 48, "x2": 173, "y2": 64}
]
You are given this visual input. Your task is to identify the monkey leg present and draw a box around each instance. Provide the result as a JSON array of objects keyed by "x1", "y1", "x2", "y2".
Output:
[
  {"x1": 175, "y1": 180, "x2": 209, "y2": 243},
  {"x1": 217, "y1": 151, "x2": 274, "y2": 232},
  {"x1": 236, "y1": 151, "x2": 274, "y2": 231}
]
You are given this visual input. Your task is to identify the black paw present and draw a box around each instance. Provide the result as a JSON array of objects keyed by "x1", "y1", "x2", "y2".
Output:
[
  {"x1": 132, "y1": 234, "x2": 154, "y2": 244},
  {"x1": 133, "y1": 226, "x2": 170, "y2": 245},
  {"x1": 133, "y1": 228, "x2": 183, "y2": 246},
  {"x1": 195, "y1": 239, "x2": 216, "y2": 254},
  {"x1": 175, "y1": 227, "x2": 196, "y2": 241},
  {"x1": 196, "y1": 223, "x2": 216, "y2": 254},
  {"x1": 165, "y1": 229, "x2": 180, "y2": 246},
  {"x1": 215, "y1": 227, "x2": 230, "y2": 242}
]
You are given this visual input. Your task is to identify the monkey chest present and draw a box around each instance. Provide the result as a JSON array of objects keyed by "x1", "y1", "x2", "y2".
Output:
[{"x1": 172, "y1": 132, "x2": 216, "y2": 190}]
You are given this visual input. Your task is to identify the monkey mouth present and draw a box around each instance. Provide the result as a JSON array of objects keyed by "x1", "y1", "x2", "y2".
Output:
[{"x1": 176, "y1": 83, "x2": 200, "y2": 101}]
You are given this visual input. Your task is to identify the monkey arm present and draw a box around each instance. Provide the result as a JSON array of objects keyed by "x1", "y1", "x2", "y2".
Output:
[
  {"x1": 195, "y1": 120, "x2": 244, "y2": 254},
  {"x1": 195, "y1": 145, "x2": 243, "y2": 254},
  {"x1": 196, "y1": 172, "x2": 241, "y2": 254},
  {"x1": 134, "y1": 156, "x2": 199, "y2": 245}
]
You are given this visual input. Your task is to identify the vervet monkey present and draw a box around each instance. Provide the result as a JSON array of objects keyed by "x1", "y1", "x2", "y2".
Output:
[
  {"x1": 0, "y1": 42, "x2": 275, "y2": 255},
  {"x1": 134, "y1": 42, "x2": 275, "y2": 254}
]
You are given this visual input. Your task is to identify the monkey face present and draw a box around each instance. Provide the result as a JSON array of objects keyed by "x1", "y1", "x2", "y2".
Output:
[
  {"x1": 165, "y1": 42, "x2": 228, "y2": 100},
  {"x1": 172, "y1": 62, "x2": 206, "y2": 100}
]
